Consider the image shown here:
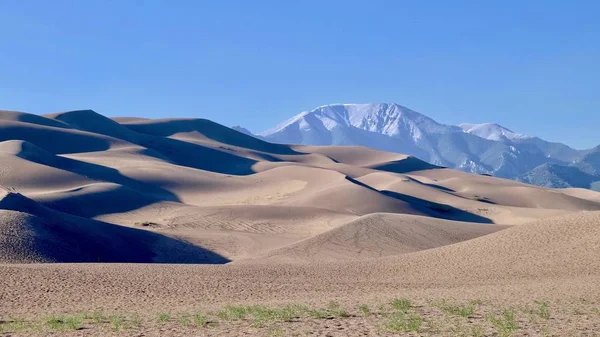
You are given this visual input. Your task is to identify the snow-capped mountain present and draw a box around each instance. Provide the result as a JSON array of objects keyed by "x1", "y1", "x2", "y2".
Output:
[
  {"x1": 459, "y1": 123, "x2": 530, "y2": 142},
  {"x1": 263, "y1": 103, "x2": 457, "y2": 139},
  {"x1": 259, "y1": 103, "x2": 598, "y2": 187}
]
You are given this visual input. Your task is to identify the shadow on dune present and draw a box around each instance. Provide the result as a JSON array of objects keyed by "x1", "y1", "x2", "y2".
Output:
[
  {"x1": 380, "y1": 190, "x2": 493, "y2": 224},
  {"x1": 8, "y1": 143, "x2": 185, "y2": 217},
  {"x1": 0, "y1": 110, "x2": 70, "y2": 129},
  {"x1": 369, "y1": 156, "x2": 439, "y2": 174},
  {"x1": 14, "y1": 145, "x2": 181, "y2": 203},
  {"x1": 50, "y1": 110, "x2": 263, "y2": 175},
  {"x1": 5, "y1": 110, "x2": 260, "y2": 176},
  {"x1": 123, "y1": 118, "x2": 301, "y2": 155},
  {"x1": 404, "y1": 176, "x2": 457, "y2": 193},
  {"x1": 36, "y1": 185, "x2": 168, "y2": 218},
  {"x1": 0, "y1": 192, "x2": 230, "y2": 264},
  {"x1": 0, "y1": 124, "x2": 113, "y2": 154},
  {"x1": 7, "y1": 109, "x2": 334, "y2": 176},
  {"x1": 139, "y1": 136, "x2": 259, "y2": 175},
  {"x1": 344, "y1": 176, "x2": 492, "y2": 223}
]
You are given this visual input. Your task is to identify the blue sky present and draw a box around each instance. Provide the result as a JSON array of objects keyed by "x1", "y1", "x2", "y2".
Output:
[{"x1": 0, "y1": 1, "x2": 598, "y2": 149}]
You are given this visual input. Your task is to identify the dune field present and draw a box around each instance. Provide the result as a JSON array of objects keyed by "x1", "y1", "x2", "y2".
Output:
[{"x1": 1, "y1": 109, "x2": 599, "y2": 336}]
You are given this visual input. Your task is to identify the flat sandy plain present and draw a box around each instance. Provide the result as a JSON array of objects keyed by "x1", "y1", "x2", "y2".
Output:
[{"x1": 1, "y1": 109, "x2": 599, "y2": 336}]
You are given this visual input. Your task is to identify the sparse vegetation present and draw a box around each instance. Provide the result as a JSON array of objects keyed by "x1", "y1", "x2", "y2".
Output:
[
  {"x1": 488, "y1": 309, "x2": 519, "y2": 337},
  {"x1": 436, "y1": 300, "x2": 477, "y2": 318},
  {"x1": 358, "y1": 304, "x2": 370, "y2": 316},
  {"x1": 216, "y1": 305, "x2": 248, "y2": 321},
  {"x1": 177, "y1": 314, "x2": 192, "y2": 327},
  {"x1": 247, "y1": 306, "x2": 291, "y2": 327},
  {"x1": 9, "y1": 318, "x2": 28, "y2": 333},
  {"x1": 391, "y1": 298, "x2": 412, "y2": 311},
  {"x1": 158, "y1": 313, "x2": 171, "y2": 322},
  {"x1": 385, "y1": 310, "x2": 422, "y2": 332},
  {"x1": 2, "y1": 299, "x2": 598, "y2": 335},
  {"x1": 194, "y1": 312, "x2": 207, "y2": 326},
  {"x1": 327, "y1": 301, "x2": 349, "y2": 317},
  {"x1": 108, "y1": 314, "x2": 124, "y2": 331},
  {"x1": 65, "y1": 314, "x2": 84, "y2": 330},
  {"x1": 537, "y1": 302, "x2": 550, "y2": 319},
  {"x1": 306, "y1": 307, "x2": 329, "y2": 319},
  {"x1": 45, "y1": 314, "x2": 84, "y2": 331},
  {"x1": 384, "y1": 298, "x2": 422, "y2": 332},
  {"x1": 90, "y1": 311, "x2": 105, "y2": 324},
  {"x1": 268, "y1": 326, "x2": 285, "y2": 337},
  {"x1": 46, "y1": 316, "x2": 63, "y2": 331}
]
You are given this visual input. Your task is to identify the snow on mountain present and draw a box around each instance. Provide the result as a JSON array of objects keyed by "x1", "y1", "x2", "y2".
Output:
[
  {"x1": 260, "y1": 103, "x2": 594, "y2": 185},
  {"x1": 459, "y1": 123, "x2": 531, "y2": 142},
  {"x1": 262, "y1": 103, "x2": 458, "y2": 140}
]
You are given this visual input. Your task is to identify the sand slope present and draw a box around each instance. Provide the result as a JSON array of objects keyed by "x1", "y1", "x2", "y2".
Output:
[
  {"x1": 0, "y1": 190, "x2": 227, "y2": 263},
  {"x1": 260, "y1": 213, "x2": 506, "y2": 263},
  {"x1": 1, "y1": 108, "x2": 599, "y2": 267},
  {"x1": 3, "y1": 110, "x2": 600, "y2": 337}
]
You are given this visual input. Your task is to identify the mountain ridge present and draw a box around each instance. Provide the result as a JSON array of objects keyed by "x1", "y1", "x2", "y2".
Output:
[{"x1": 258, "y1": 103, "x2": 599, "y2": 189}]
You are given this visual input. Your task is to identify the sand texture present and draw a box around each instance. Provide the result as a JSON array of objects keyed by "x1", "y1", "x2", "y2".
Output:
[{"x1": 1, "y1": 109, "x2": 600, "y2": 336}]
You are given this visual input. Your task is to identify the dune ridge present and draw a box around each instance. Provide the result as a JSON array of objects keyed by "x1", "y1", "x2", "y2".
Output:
[
  {"x1": 1, "y1": 109, "x2": 600, "y2": 336},
  {"x1": 1, "y1": 109, "x2": 599, "y2": 264}
]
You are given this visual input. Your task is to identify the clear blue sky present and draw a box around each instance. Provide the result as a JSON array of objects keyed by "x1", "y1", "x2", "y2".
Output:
[{"x1": 1, "y1": 1, "x2": 598, "y2": 149}]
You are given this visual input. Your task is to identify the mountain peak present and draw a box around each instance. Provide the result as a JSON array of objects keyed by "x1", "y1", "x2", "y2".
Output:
[
  {"x1": 459, "y1": 122, "x2": 530, "y2": 142},
  {"x1": 260, "y1": 103, "x2": 456, "y2": 138},
  {"x1": 259, "y1": 103, "x2": 594, "y2": 186}
]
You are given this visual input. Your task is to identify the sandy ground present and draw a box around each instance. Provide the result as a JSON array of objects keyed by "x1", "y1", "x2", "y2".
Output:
[{"x1": 1, "y1": 109, "x2": 600, "y2": 336}]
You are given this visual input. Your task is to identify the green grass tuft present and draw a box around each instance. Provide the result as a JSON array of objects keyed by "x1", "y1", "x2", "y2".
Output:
[
  {"x1": 358, "y1": 304, "x2": 370, "y2": 316},
  {"x1": 537, "y1": 302, "x2": 550, "y2": 320},
  {"x1": 385, "y1": 310, "x2": 421, "y2": 332},
  {"x1": 108, "y1": 315, "x2": 124, "y2": 331},
  {"x1": 391, "y1": 298, "x2": 412, "y2": 311},
  {"x1": 46, "y1": 316, "x2": 64, "y2": 331},
  {"x1": 65, "y1": 314, "x2": 84, "y2": 330},
  {"x1": 488, "y1": 309, "x2": 519, "y2": 337},
  {"x1": 46, "y1": 314, "x2": 84, "y2": 331},
  {"x1": 327, "y1": 301, "x2": 349, "y2": 318},
  {"x1": 194, "y1": 312, "x2": 207, "y2": 327},
  {"x1": 158, "y1": 313, "x2": 171, "y2": 323},
  {"x1": 217, "y1": 305, "x2": 248, "y2": 321},
  {"x1": 436, "y1": 300, "x2": 477, "y2": 318},
  {"x1": 91, "y1": 311, "x2": 105, "y2": 324},
  {"x1": 8, "y1": 318, "x2": 28, "y2": 333}
]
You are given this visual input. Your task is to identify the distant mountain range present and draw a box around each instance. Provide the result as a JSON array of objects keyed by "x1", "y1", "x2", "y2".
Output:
[{"x1": 243, "y1": 103, "x2": 599, "y2": 190}]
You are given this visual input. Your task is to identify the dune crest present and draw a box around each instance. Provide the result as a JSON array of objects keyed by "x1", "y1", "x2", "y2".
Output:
[
  {"x1": 1, "y1": 109, "x2": 600, "y2": 336},
  {"x1": 0, "y1": 109, "x2": 599, "y2": 265}
]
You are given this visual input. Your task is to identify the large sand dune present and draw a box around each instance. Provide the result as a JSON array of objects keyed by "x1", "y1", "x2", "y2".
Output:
[
  {"x1": 1, "y1": 109, "x2": 600, "y2": 335},
  {"x1": 1, "y1": 108, "x2": 599, "y2": 265},
  {"x1": 259, "y1": 213, "x2": 507, "y2": 263}
]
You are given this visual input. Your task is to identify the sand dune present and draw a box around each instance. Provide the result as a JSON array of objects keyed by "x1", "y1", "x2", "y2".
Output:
[
  {"x1": 260, "y1": 213, "x2": 506, "y2": 263},
  {"x1": 1, "y1": 109, "x2": 599, "y2": 264},
  {"x1": 2, "y1": 109, "x2": 600, "y2": 335},
  {"x1": 372, "y1": 210, "x2": 600, "y2": 280},
  {"x1": 0, "y1": 109, "x2": 70, "y2": 129},
  {"x1": 0, "y1": 190, "x2": 226, "y2": 263}
]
